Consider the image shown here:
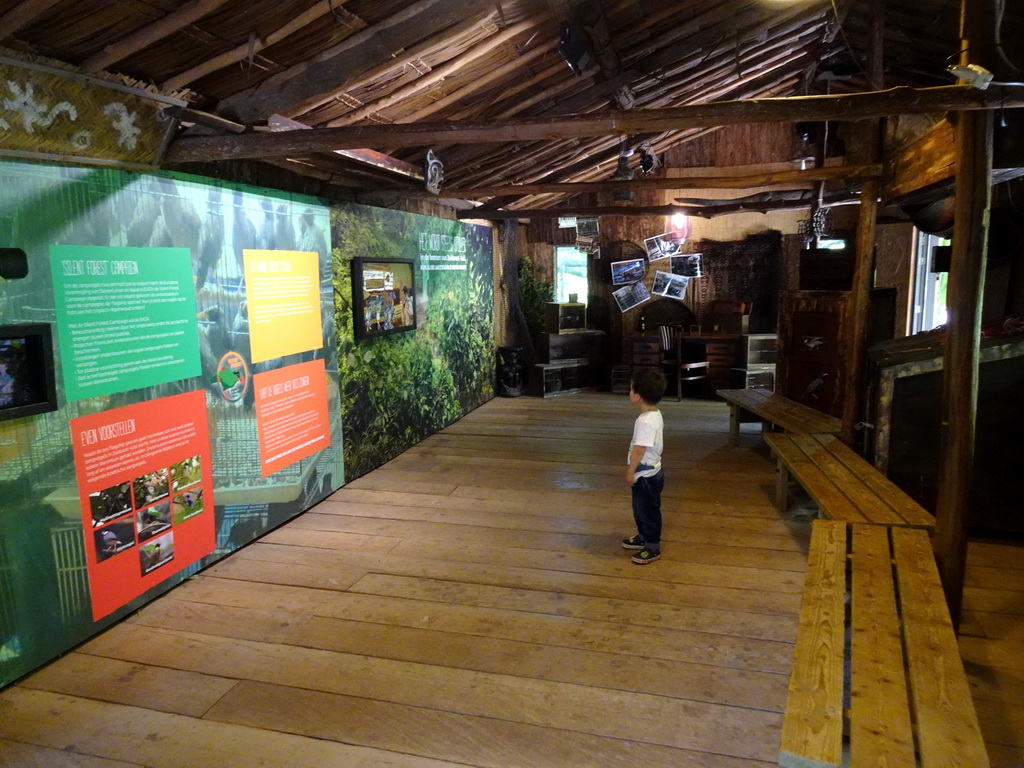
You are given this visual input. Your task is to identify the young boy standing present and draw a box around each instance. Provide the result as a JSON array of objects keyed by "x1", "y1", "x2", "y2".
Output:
[{"x1": 622, "y1": 369, "x2": 667, "y2": 564}]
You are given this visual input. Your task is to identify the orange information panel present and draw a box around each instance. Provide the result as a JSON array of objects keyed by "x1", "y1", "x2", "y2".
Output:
[
  {"x1": 71, "y1": 390, "x2": 215, "y2": 621},
  {"x1": 254, "y1": 358, "x2": 331, "y2": 477}
]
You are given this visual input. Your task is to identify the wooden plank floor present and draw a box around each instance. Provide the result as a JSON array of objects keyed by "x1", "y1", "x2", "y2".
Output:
[{"x1": 1, "y1": 392, "x2": 1020, "y2": 767}]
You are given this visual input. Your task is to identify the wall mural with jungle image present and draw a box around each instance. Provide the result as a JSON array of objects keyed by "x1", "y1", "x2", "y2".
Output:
[
  {"x1": 332, "y1": 204, "x2": 494, "y2": 481},
  {"x1": 0, "y1": 160, "x2": 342, "y2": 687}
]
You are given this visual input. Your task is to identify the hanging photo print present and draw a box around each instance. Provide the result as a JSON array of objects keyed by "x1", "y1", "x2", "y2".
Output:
[
  {"x1": 669, "y1": 252, "x2": 703, "y2": 277},
  {"x1": 610, "y1": 258, "x2": 646, "y2": 285},
  {"x1": 652, "y1": 271, "x2": 690, "y2": 300},
  {"x1": 612, "y1": 281, "x2": 651, "y2": 313},
  {"x1": 644, "y1": 231, "x2": 686, "y2": 260}
]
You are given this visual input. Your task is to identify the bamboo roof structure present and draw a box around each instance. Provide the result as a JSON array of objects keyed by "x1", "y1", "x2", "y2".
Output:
[{"x1": 1, "y1": 0, "x2": 1022, "y2": 210}]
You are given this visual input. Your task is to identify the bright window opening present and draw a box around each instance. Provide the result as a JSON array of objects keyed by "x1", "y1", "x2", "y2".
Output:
[
  {"x1": 911, "y1": 231, "x2": 950, "y2": 333},
  {"x1": 555, "y1": 246, "x2": 588, "y2": 304}
]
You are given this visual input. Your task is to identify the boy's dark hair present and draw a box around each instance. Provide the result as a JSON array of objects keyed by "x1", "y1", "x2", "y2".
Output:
[{"x1": 631, "y1": 369, "x2": 666, "y2": 405}]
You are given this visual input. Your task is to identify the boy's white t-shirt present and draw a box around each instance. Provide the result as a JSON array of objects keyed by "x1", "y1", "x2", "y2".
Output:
[{"x1": 629, "y1": 409, "x2": 663, "y2": 478}]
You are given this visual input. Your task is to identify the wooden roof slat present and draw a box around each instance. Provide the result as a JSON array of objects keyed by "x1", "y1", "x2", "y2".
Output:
[
  {"x1": 161, "y1": 0, "x2": 355, "y2": 92},
  {"x1": 215, "y1": 0, "x2": 499, "y2": 122},
  {"x1": 327, "y1": 17, "x2": 541, "y2": 127},
  {"x1": 0, "y1": 0, "x2": 63, "y2": 39},
  {"x1": 81, "y1": 0, "x2": 236, "y2": 74}
]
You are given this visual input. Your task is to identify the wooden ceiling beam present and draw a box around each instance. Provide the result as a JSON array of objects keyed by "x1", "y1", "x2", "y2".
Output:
[
  {"x1": 424, "y1": 165, "x2": 880, "y2": 199},
  {"x1": 169, "y1": 85, "x2": 1024, "y2": 164},
  {"x1": 81, "y1": 0, "x2": 235, "y2": 73}
]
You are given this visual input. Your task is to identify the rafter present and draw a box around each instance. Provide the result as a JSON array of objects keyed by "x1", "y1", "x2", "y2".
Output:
[
  {"x1": 81, "y1": 0, "x2": 235, "y2": 73},
  {"x1": 214, "y1": 0, "x2": 499, "y2": 123},
  {"x1": 417, "y1": 165, "x2": 880, "y2": 199},
  {"x1": 161, "y1": 0, "x2": 358, "y2": 92},
  {"x1": 326, "y1": 18, "x2": 541, "y2": 127},
  {"x1": 169, "y1": 85, "x2": 1023, "y2": 164}
]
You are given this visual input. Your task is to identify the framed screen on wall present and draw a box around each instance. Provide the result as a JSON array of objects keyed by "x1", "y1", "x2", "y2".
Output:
[
  {"x1": 0, "y1": 323, "x2": 58, "y2": 421},
  {"x1": 352, "y1": 259, "x2": 417, "y2": 339}
]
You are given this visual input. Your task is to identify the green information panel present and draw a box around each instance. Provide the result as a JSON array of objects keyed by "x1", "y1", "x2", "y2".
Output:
[{"x1": 50, "y1": 245, "x2": 201, "y2": 400}]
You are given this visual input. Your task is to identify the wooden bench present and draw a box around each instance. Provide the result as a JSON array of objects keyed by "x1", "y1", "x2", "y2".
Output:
[
  {"x1": 716, "y1": 387, "x2": 842, "y2": 445},
  {"x1": 780, "y1": 520, "x2": 989, "y2": 768},
  {"x1": 764, "y1": 432, "x2": 935, "y2": 532}
]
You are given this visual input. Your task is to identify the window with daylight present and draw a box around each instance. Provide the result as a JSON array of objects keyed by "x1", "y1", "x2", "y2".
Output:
[
  {"x1": 555, "y1": 246, "x2": 588, "y2": 304},
  {"x1": 911, "y1": 231, "x2": 949, "y2": 334}
]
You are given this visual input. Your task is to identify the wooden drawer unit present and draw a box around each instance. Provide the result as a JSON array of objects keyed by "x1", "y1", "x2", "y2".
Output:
[
  {"x1": 631, "y1": 335, "x2": 663, "y2": 372},
  {"x1": 700, "y1": 337, "x2": 739, "y2": 390}
]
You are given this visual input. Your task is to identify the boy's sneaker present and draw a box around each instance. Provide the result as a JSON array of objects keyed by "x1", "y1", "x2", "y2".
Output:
[
  {"x1": 631, "y1": 548, "x2": 661, "y2": 565},
  {"x1": 621, "y1": 535, "x2": 645, "y2": 550}
]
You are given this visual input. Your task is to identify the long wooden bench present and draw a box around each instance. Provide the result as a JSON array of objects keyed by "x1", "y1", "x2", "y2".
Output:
[
  {"x1": 780, "y1": 519, "x2": 989, "y2": 768},
  {"x1": 764, "y1": 432, "x2": 935, "y2": 532},
  {"x1": 717, "y1": 387, "x2": 842, "y2": 445}
]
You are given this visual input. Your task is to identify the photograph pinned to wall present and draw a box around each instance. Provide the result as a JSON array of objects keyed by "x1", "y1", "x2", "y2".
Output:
[
  {"x1": 575, "y1": 217, "x2": 600, "y2": 252},
  {"x1": 612, "y1": 281, "x2": 651, "y2": 313},
  {"x1": 610, "y1": 258, "x2": 646, "y2": 285},
  {"x1": 669, "y1": 252, "x2": 703, "y2": 278},
  {"x1": 652, "y1": 271, "x2": 690, "y2": 300},
  {"x1": 644, "y1": 231, "x2": 686, "y2": 260}
]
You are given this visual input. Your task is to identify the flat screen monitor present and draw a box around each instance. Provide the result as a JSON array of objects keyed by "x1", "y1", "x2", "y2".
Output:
[
  {"x1": 351, "y1": 259, "x2": 417, "y2": 339},
  {"x1": 0, "y1": 323, "x2": 58, "y2": 422}
]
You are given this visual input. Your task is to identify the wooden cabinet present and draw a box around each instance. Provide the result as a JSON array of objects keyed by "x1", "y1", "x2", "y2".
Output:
[
  {"x1": 630, "y1": 335, "x2": 662, "y2": 372},
  {"x1": 530, "y1": 329, "x2": 605, "y2": 397},
  {"x1": 681, "y1": 334, "x2": 739, "y2": 392},
  {"x1": 776, "y1": 291, "x2": 850, "y2": 418}
]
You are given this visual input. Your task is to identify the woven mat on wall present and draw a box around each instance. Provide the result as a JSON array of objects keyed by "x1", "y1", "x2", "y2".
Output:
[{"x1": 688, "y1": 230, "x2": 782, "y2": 333}]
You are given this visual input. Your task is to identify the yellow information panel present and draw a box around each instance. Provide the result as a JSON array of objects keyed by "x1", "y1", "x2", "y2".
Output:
[{"x1": 243, "y1": 249, "x2": 323, "y2": 363}]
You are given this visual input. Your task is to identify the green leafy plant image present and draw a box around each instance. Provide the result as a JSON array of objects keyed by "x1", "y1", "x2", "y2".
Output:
[
  {"x1": 518, "y1": 257, "x2": 554, "y2": 339},
  {"x1": 332, "y1": 205, "x2": 494, "y2": 481}
]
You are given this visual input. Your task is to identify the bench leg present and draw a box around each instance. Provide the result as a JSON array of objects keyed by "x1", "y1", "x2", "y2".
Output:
[
  {"x1": 728, "y1": 404, "x2": 740, "y2": 445},
  {"x1": 775, "y1": 459, "x2": 790, "y2": 511}
]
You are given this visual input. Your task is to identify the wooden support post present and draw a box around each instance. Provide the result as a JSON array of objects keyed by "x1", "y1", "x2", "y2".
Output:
[
  {"x1": 841, "y1": 178, "x2": 879, "y2": 445},
  {"x1": 935, "y1": 109, "x2": 992, "y2": 629},
  {"x1": 934, "y1": 0, "x2": 998, "y2": 629}
]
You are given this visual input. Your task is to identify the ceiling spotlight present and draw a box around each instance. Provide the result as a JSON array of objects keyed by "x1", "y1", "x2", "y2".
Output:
[{"x1": 948, "y1": 63, "x2": 993, "y2": 89}]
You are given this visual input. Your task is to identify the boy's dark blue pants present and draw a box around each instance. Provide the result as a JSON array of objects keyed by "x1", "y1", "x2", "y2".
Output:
[{"x1": 631, "y1": 469, "x2": 664, "y2": 549}]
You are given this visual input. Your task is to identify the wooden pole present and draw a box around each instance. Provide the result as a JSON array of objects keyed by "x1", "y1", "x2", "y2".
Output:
[
  {"x1": 934, "y1": 0, "x2": 998, "y2": 630},
  {"x1": 839, "y1": 0, "x2": 885, "y2": 445},
  {"x1": 168, "y1": 85, "x2": 1024, "y2": 162}
]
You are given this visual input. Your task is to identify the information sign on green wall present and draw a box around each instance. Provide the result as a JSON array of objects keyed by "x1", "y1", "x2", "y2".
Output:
[{"x1": 50, "y1": 245, "x2": 201, "y2": 401}]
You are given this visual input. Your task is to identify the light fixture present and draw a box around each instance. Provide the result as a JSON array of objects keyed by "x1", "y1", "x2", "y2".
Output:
[
  {"x1": 671, "y1": 213, "x2": 689, "y2": 233},
  {"x1": 948, "y1": 63, "x2": 993, "y2": 89}
]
